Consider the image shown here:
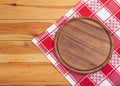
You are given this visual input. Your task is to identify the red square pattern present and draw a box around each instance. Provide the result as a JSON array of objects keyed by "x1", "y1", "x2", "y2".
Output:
[
  {"x1": 36, "y1": 31, "x2": 48, "y2": 42},
  {"x1": 80, "y1": 77, "x2": 94, "y2": 86},
  {"x1": 102, "y1": 64, "x2": 113, "y2": 75},
  {"x1": 42, "y1": 37, "x2": 54, "y2": 51},
  {"x1": 56, "y1": 16, "x2": 67, "y2": 26},
  {"x1": 69, "y1": 71, "x2": 85, "y2": 82},
  {"x1": 116, "y1": 47, "x2": 120, "y2": 55},
  {"x1": 50, "y1": 49, "x2": 59, "y2": 62},
  {"x1": 99, "y1": 0, "x2": 109, "y2": 4},
  {"x1": 108, "y1": 70, "x2": 120, "y2": 86},
  {"x1": 112, "y1": 35, "x2": 120, "y2": 49},
  {"x1": 78, "y1": 6, "x2": 92, "y2": 17},
  {"x1": 74, "y1": 1, "x2": 84, "y2": 11},
  {"x1": 37, "y1": 44, "x2": 47, "y2": 54},
  {"x1": 106, "y1": 0, "x2": 120, "y2": 14},
  {"x1": 115, "y1": 11, "x2": 120, "y2": 20},
  {"x1": 91, "y1": 15, "x2": 99, "y2": 21}
]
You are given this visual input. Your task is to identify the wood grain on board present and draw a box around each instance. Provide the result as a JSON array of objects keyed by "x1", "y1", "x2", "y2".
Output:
[
  {"x1": 0, "y1": 0, "x2": 78, "y2": 85},
  {"x1": 0, "y1": 0, "x2": 77, "y2": 20},
  {"x1": 0, "y1": 63, "x2": 68, "y2": 85},
  {"x1": 55, "y1": 18, "x2": 113, "y2": 74}
]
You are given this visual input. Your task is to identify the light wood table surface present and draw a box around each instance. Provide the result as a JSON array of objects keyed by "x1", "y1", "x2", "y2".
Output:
[{"x1": 0, "y1": 0, "x2": 78, "y2": 85}]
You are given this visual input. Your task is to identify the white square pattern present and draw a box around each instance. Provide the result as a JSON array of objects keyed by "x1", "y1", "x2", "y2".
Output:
[
  {"x1": 105, "y1": 16, "x2": 120, "y2": 32},
  {"x1": 83, "y1": 0, "x2": 88, "y2": 2},
  {"x1": 89, "y1": 71, "x2": 104, "y2": 84},
  {"x1": 116, "y1": 29, "x2": 120, "y2": 38},
  {"x1": 96, "y1": 8, "x2": 111, "y2": 21},
  {"x1": 46, "y1": 54, "x2": 56, "y2": 65},
  {"x1": 116, "y1": 0, "x2": 120, "y2": 4},
  {"x1": 110, "y1": 52, "x2": 120, "y2": 67},
  {"x1": 99, "y1": 80, "x2": 112, "y2": 86},
  {"x1": 65, "y1": 75, "x2": 76, "y2": 86},
  {"x1": 65, "y1": 9, "x2": 75, "y2": 18},
  {"x1": 117, "y1": 66, "x2": 120, "y2": 73},
  {"x1": 32, "y1": 38, "x2": 38, "y2": 45},
  {"x1": 87, "y1": 0, "x2": 102, "y2": 11},
  {"x1": 46, "y1": 24, "x2": 57, "y2": 33}
]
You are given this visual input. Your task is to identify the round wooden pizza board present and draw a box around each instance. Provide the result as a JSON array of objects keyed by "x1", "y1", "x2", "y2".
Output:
[{"x1": 54, "y1": 17, "x2": 113, "y2": 74}]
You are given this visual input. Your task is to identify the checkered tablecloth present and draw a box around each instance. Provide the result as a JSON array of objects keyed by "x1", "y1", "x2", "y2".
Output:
[{"x1": 32, "y1": 0, "x2": 120, "y2": 85}]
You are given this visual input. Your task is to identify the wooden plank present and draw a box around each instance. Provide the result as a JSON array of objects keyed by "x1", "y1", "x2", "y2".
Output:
[
  {"x1": 0, "y1": 19, "x2": 56, "y2": 23},
  {"x1": 0, "y1": 21, "x2": 52, "y2": 62},
  {"x1": 0, "y1": 0, "x2": 78, "y2": 6},
  {"x1": 0, "y1": 0, "x2": 79, "y2": 85},
  {"x1": 0, "y1": 0, "x2": 78, "y2": 20},
  {"x1": 0, "y1": 54, "x2": 48, "y2": 62},
  {"x1": 0, "y1": 22, "x2": 52, "y2": 40},
  {"x1": 0, "y1": 41, "x2": 49, "y2": 62},
  {"x1": 0, "y1": 63, "x2": 69, "y2": 85}
]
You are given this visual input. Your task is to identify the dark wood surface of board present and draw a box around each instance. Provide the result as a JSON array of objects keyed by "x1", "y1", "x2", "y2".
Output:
[{"x1": 54, "y1": 17, "x2": 113, "y2": 74}]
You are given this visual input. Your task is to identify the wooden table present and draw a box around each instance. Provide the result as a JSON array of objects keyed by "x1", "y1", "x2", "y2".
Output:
[{"x1": 0, "y1": 0, "x2": 78, "y2": 85}]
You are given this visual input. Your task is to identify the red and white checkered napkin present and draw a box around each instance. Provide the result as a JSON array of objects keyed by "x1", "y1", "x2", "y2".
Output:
[{"x1": 32, "y1": 0, "x2": 120, "y2": 85}]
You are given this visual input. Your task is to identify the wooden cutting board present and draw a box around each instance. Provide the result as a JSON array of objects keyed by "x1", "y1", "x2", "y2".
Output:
[{"x1": 55, "y1": 17, "x2": 113, "y2": 73}]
